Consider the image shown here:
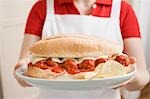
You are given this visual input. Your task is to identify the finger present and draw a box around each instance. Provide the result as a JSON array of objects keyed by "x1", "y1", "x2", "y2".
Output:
[
  {"x1": 14, "y1": 64, "x2": 21, "y2": 70},
  {"x1": 14, "y1": 72, "x2": 32, "y2": 87},
  {"x1": 16, "y1": 76, "x2": 31, "y2": 87},
  {"x1": 13, "y1": 67, "x2": 32, "y2": 87},
  {"x1": 113, "y1": 77, "x2": 134, "y2": 90},
  {"x1": 113, "y1": 86, "x2": 121, "y2": 89},
  {"x1": 113, "y1": 83, "x2": 128, "y2": 90}
]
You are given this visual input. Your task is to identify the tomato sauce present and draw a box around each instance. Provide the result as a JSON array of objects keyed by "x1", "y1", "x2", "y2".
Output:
[{"x1": 28, "y1": 55, "x2": 135, "y2": 74}]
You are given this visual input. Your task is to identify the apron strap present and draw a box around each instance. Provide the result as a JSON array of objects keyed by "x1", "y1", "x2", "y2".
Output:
[
  {"x1": 110, "y1": 0, "x2": 122, "y2": 19},
  {"x1": 46, "y1": 0, "x2": 54, "y2": 14}
]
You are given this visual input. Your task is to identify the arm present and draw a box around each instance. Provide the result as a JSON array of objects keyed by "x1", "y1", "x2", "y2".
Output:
[
  {"x1": 19, "y1": 34, "x2": 40, "y2": 60},
  {"x1": 16, "y1": 34, "x2": 40, "y2": 68},
  {"x1": 123, "y1": 38, "x2": 150, "y2": 91},
  {"x1": 14, "y1": 0, "x2": 45, "y2": 87},
  {"x1": 14, "y1": 34, "x2": 40, "y2": 87}
]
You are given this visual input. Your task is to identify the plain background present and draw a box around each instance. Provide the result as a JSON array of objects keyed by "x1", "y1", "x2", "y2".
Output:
[{"x1": 0, "y1": 0, "x2": 149, "y2": 99}]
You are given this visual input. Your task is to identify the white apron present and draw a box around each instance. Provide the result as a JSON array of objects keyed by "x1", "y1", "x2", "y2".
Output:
[{"x1": 38, "y1": 0, "x2": 123, "y2": 99}]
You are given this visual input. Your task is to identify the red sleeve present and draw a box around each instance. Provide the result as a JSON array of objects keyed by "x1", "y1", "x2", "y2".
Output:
[
  {"x1": 25, "y1": 0, "x2": 46, "y2": 37},
  {"x1": 120, "y1": 1, "x2": 141, "y2": 39}
]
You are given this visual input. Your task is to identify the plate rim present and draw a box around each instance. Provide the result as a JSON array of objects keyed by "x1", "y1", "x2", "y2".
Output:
[{"x1": 15, "y1": 66, "x2": 136, "y2": 82}]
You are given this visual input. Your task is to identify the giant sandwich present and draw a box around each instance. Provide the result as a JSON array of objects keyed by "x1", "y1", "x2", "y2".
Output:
[{"x1": 27, "y1": 34, "x2": 136, "y2": 80}]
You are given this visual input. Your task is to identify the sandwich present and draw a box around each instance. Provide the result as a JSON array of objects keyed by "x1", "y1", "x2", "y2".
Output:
[{"x1": 27, "y1": 34, "x2": 136, "y2": 80}]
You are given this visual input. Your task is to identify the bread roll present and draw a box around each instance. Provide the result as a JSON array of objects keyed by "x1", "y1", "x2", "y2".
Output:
[
  {"x1": 30, "y1": 34, "x2": 123, "y2": 58},
  {"x1": 27, "y1": 34, "x2": 135, "y2": 80}
]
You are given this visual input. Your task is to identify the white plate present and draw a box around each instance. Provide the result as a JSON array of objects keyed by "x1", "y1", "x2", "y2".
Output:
[{"x1": 15, "y1": 66, "x2": 135, "y2": 90}]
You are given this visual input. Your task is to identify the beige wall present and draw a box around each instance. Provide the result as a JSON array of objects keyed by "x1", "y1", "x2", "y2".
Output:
[{"x1": 0, "y1": 0, "x2": 40, "y2": 99}]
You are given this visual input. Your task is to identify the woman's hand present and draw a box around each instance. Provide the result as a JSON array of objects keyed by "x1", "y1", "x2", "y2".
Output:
[
  {"x1": 113, "y1": 64, "x2": 136, "y2": 90},
  {"x1": 113, "y1": 63, "x2": 149, "y2": 91},
  {"x1": 122, "y1": 68, "x2": 149, "y2": 91},
  {"x1": 14, "y1": 34, "x2": 40, "y2": 87},
  {"x1": 122, "y1": 38, "x2": 150, "y2": 91},
  {"x1": 14, "y1": 61, "x2": 32, "y2": 87}
]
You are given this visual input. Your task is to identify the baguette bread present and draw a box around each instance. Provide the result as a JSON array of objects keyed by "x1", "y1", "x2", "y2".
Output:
[
  {"x1": 27, "y1": 34, "x2": 135, "y2": 80},
  {"x1": 30, "y1": 34, "x2": 123, "y2": 58}
]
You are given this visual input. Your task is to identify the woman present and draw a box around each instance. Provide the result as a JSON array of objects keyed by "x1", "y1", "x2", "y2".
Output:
[{"x1": 14, "y1": 0, "x2": 150, "y2": 99}]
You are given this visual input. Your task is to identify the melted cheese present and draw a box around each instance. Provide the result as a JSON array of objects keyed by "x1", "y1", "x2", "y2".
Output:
[
  {"x1": 31, "y1": 56, "x2": 47, "y2": 64},
  {"x1": 77, "y1": 57, "x2": 95, "y2": 63},
  {"x1": 51, "y1": 57, "x2": 96, "y2": 63},
  {"x1": 84, "y1": 72, "x2": 97, "y2": 79},
  {"x1": 97, "y1": 55, "x2": 109, "y2": 58},
  {"x1": 31, "y1": 55, "x2": 109, "y2": 64},
  {"x1": 95, "y1": 60, "x2": 127, "y2": 78},
  {"x1": 51, "y1": 58, "x2": 74, "y2": 63}
]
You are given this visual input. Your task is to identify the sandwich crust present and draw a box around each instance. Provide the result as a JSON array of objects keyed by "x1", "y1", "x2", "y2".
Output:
[{"x1": 29, "y1": 34, "x2": 123, "y2": 58}]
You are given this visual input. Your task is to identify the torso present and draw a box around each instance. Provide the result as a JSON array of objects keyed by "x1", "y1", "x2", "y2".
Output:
[
  {"x1": 30, "y1": 0, "x2": 139, "y2": 99},
  {"x1": 39, "y1": 0, "x2": 122, "y2": 99},
  {"x1": 25, "y1": 0, "x2": 141, "y2": 39}
]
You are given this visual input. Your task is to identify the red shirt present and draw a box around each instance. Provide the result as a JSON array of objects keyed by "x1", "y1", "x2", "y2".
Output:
[{"x1": 25, "y1": 0, "x2": 141, "y2": 39}]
